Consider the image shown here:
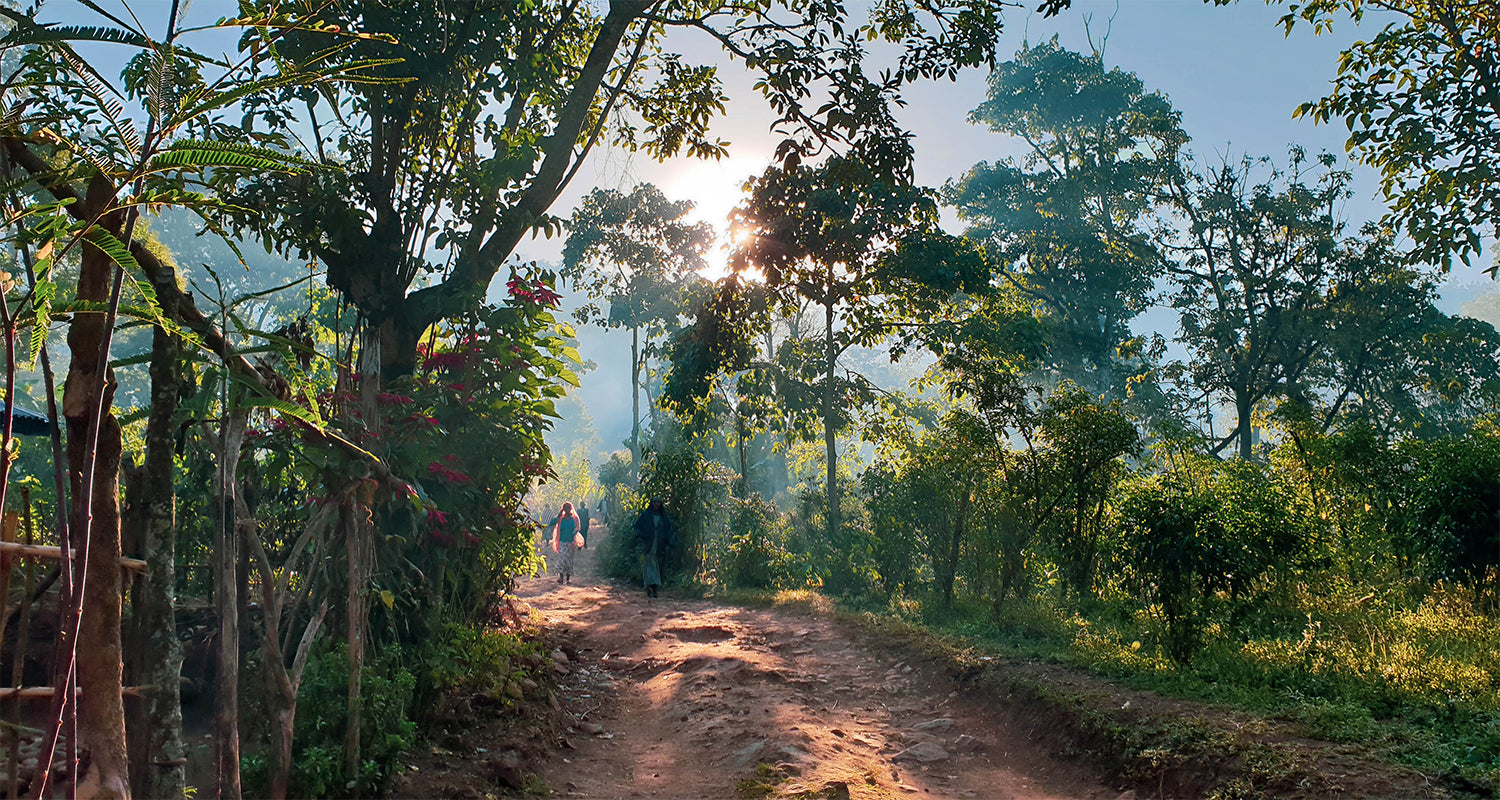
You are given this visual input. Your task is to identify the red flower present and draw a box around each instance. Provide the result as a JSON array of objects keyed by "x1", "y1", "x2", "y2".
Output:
[
  {"x1": 506, "y1": 277, "x2": 561, "y2": 307},
  {"x1": 426, "y1": 461, "x2": 473, "y2": 485}
]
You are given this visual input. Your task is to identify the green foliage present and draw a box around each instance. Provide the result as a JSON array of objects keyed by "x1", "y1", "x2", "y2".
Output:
[
  {"x1": 945, "y1": 37, "x2": 1181, "y2": 398},
  {"x1": 412, "y1": 623, "x2": 545, "y2": 718},
  {"x1": 282, "y1": 644, "x2": 418, "y2": 798},
  {"x1": 596, "y1": 450, "x2": 634, "y2": 522},
  {"x1": 720, "y1": 495, "x2": 795, "y2": 590},
  {"x1": 1403, "y1": 426, "x2": 1500, "y2": 599},
  {"x1": 862, "y1": 461, "x2": 923, "y2": 599},
  {"x1": 1280, "y1": 0, "x2": 1500, "y2": 275},
  {"x1": 216, "y1": 0, "x2": 1026, "y2": 375},
  {"x1": 784, "y1": 484, "x2": 878, "y2": 597},
  {"x1": 562, "y1": 184, "x2": 712, "y2": 333},
  {"x1": 638, "y1": 423, "x2": 735, "y2": 586},
  {"x1": 1118, "y1": 458, "x2": 1307, "y2": 661}
]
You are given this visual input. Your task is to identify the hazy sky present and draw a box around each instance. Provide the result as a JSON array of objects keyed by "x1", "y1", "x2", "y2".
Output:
[{"x1": 532, "y1": 0, "x2": 1416, "y2": 272}]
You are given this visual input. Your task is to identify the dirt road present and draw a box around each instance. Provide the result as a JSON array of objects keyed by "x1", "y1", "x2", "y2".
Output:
[{"x1": 514, "y1": 525, "x2": 1125, "y2": 800}]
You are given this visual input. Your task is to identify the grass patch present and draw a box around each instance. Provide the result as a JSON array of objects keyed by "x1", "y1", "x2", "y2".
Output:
[{"x1": 735, "y1": 763, "x2": 789, "y2": 799}]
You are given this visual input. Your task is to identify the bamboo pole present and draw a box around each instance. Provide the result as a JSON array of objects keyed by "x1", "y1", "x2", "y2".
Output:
[
  {"x1": 0, "y1": 542, "x2": 145, "y2": 571},
  {"x1": 0, "y1": 687, "x2": 151, "y2": 700}
]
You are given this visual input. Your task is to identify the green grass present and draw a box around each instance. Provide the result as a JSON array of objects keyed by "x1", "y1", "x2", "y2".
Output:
[{"x1": 875, "y1": 584, "x2": 1500, "y2": 793}]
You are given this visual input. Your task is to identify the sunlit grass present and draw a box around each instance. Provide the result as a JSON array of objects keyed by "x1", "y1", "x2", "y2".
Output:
[{"x1": 888, "y1": 583, "x2": 1500, "y2": 788}]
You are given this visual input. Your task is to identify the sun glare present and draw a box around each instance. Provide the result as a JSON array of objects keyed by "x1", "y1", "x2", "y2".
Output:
[{"x1": 661, "y1": 152, "x2": 769, "y2": 279}]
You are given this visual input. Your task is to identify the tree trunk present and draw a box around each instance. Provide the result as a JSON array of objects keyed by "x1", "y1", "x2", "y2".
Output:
[
  {"x1": 823, "y1": 300, "x2": 839, "y2": 543},
  {"x1": 63, "y1": 175, "x2": 130, "y2": 799},
  {"x1": 630, "y1": 326, "x2": 641, "y2": 484},
  {"x1": 943, "y1": 492, "x2": 970, "y2": 605},
  {"x1": 124, "y1": 324, "x2": 186, "y2": 799},
  {"x1": 735, "y1": 405, "x2": 748, "y2": 498},
  {"x1": 1235, "y1": 387, "x2": 1253, "y2": 460},
  {"x1": 343, "y1": 501, "x2": 371, "y2": 792},
  {"x1": 344, "y1": 332, "x2": 381, "y2": 791},
  {"x1": 214, "y1": 409, "x2": 249, "y2": 800},
  {"x1": 248, "y1": 502, "x2": 330, "y2": 800}
]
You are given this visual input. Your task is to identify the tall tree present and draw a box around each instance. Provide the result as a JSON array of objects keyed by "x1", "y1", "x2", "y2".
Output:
[
  {"x1": 1312, "y1": 230, "x2": 1500, "y2": 434},
  {"x1": 563, "y1": 184, "x2": 711, "y2": 479},
  {"x1": 944, "y1": 38, "x2": 1184, "y2": 397},
  {"x1": 1164, "y1": 148, "x2": 1350, "y2": 459},
  {"x1": 221, "y1": 0, "x2": 1031, "y2": 381},
  {"x1": 1263, "y1": 0, "x2": 1500, "y2": 275},
  {"x1": 729, "y1": 156, "x2": 982, "y2": 541},
  {"x1": 1, "y1": 7, "x2": 387, "y2": 795}
]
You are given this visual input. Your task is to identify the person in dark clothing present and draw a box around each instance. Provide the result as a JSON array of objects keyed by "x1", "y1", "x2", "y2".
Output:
[
  {"x1": 633, "y1": 498, "x2": 674, "y2": 598},
  {"x1": 578, "y1": 503, "x2": 591, "y2": 541}
]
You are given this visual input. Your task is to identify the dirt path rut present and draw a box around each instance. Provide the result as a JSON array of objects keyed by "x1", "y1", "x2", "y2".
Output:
[{"x1": 514, "y1": 525, "x2": 1124, "y2": 800}]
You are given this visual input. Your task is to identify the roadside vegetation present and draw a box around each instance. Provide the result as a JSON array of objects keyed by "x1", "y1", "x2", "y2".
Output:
[{"x1": 0, "y1": 0, "x2": 1495, "y2": 797}]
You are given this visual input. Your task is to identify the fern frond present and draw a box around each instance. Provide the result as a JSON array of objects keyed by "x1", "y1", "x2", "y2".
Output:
[
  {"x1": 53, "y1": 44, "x2": 141, "y2": 158},
  {"x1": 148, "y1": 139, "x2": 331, "y2": 175},
  {"x1": 240, "y1": 392, "x2": 325, "y2": 429},
  {"x1": 167, "y1": 57, "x2": 404, "y2": 128},
  {"x1": 0, "y1": 23, "x2": 152, "y2": 50},
  {"x1": 27, "y1": 278, "x2": 55, "y2": 367},
  {"x1": 71, "y1": 0, "x2": 146, "y2": 43},
  {"x1": 81, "y1": 225, "x2": 143, "y2": 274}
]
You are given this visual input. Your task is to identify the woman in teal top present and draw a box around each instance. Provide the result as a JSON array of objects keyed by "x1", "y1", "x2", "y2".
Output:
[{"x1": 550, "y1": 502, "x2": 583, "y2": 584}]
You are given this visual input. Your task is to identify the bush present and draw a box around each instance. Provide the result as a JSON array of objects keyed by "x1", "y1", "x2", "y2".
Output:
[
  {"x1": 284, "y1": 644, "x2": 418, "y2": 798},
  {"x1": 1119, "y1": 459, "x2": 1306, "y2": 661},
  {"x1": 636, "y1": 424, "x2": 733, "y2": 586},
  {"x1": 786, "y1": 485, "x2": 877, "y2": 597},
  {"x1": 1403, "y1": 428, "x2": 1500, "y2": 605},
  {"x1": 722, "y1": 494, "x2": 794, "y2": 590},
  {"x1": 415, "y1": 623, "x2": 545, "y2": 714}
]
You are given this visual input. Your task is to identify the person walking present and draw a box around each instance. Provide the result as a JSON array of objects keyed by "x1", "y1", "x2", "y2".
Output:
[
  {"x1": 633, "y1": 498, "x2": 674, "y2": 598},
  {"x1": 578, "y1": 502, "x2": 591, "y2": 542},
  {"x1": 551, "y1": 502, "x2": 584, "y2": 585}
]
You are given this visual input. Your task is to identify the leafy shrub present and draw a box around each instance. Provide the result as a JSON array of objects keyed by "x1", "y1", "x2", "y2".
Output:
[
  {"x1": 1402, "y1": 427, "x2": 1500, "y2": 604},
  {"x1": 862, "y1": 461, "x2": 923, "y2": 598},
  {"x1": 415, "y1": 623, "x2": 545, "y2": 711},
  {"x1": 287, "y1": 644, "x2": 418, "y2": 798},
  {"x1": 786, "y1": 484, "x2": 877, "y2": 596},
  {"x1": 1119, "y1": 459, "x2": 1306, "y2": 661},
  {"x1": 722, "y1": 494, "x2": 794, "y2": 589},
  {"x1": 637, "y1": 423, "x2": 734, "y2": 586}
]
